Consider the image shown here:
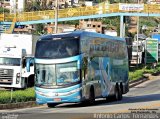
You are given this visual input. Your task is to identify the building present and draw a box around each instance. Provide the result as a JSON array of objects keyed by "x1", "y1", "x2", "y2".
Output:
[
  {"x1": 79, "y1": 20, "x2": 102, "y2": 33},
  {"x1": 45, "y1": 23, "x2": 76, "y2": 34},
  {"x1": 1, "y1": 0, "x2": 25, "y2": 13}
]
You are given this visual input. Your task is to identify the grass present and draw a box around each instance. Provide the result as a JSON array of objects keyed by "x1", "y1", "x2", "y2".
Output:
[
  {"x1": 129, "y1": 69, "x2": 144, "y2": 81},
  {"x1": 129, "y1": 62, "x2": 160, "y2": 81},
  {"x1": 0, "y1": 88, "x2": 35, "y2": 104}
]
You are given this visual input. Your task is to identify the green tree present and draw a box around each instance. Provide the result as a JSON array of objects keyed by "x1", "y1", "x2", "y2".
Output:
[
  {"x1": 24, "y1": 0, "x2": 41, "y2": 12},
  {"x1": 0, "y1": 7, "x2": 9, "y2": 13},
  {"x1": 34, "y1": 24, "x2": 46, "y2": 35}
]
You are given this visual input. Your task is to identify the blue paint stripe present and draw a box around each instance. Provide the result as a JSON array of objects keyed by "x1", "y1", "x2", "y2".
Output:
[{"x1": 35, "y1": 55, "x2": 82, "y2": 64}]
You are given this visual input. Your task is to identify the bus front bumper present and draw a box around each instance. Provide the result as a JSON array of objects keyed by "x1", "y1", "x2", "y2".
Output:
[{"x1": 35, "y1": 87, "x2": 82, "y2": 105}]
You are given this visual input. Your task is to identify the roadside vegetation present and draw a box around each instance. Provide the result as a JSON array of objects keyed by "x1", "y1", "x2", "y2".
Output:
[
  {"x1": 0, "y1": 88, "x2": 35, "y2": 104},
  {"x1": 0, "y1": 7, "x2": 9, "y2": 13},
  {"x1": 129, "y1": 62, "x2": 160, "y2": 81}
]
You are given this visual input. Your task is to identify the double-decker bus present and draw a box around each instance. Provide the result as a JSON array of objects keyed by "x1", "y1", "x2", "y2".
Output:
[{"x1": 27, "y1": 31, "x2": 129, "y2": 107}]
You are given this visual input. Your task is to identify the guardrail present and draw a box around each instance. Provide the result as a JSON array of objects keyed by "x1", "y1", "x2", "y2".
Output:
[{"x1": 0, "y1": 3, "x2": 160, "y2": 22}]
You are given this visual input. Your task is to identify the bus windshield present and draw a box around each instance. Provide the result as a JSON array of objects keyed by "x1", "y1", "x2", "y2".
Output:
[
  {"x1": 0, "y1": 58, "x2": 21, "y2": 66},
  {"x1": 35, "y1": 37, "x2": 80, "y2": 59},
  {"x1": 35, "y1": 62, "x2": 80, "y2": 87}
]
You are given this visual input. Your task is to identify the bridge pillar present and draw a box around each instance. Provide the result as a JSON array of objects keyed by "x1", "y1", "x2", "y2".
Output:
[{"x1": 120, "y1": 15, "x2": 125, "y2": 38}]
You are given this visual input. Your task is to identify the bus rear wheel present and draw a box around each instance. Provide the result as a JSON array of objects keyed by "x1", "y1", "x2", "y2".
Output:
[
  {"x1": 114, "y1": 85, "x2": 122, "y2": 101},
  {"x1": 47, "y1": 103, "x2": 58, "y2": 108}
]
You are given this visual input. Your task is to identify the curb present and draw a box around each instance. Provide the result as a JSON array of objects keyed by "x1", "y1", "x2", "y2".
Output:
[
  {"x1": 0, "y1": 101, "x2": 37, "y2": 110},
  {"x1": 129, "y1": 72, "x2": 160, "y2": 88},
  {"x1": 129, "y1": 77, "x2": 149, "y2": 88}
]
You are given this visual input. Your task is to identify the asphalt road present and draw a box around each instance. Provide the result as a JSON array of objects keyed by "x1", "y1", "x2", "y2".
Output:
[{"x1": 0, "y1": 78, "x2": 160, "y2": 119}]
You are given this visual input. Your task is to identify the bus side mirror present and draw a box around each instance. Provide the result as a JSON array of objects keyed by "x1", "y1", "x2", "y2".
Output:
[{"x1": 26, "y1": 58, "x2": 34, "y2": 72}]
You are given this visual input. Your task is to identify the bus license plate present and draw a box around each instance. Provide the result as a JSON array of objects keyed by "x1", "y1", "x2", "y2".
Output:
[{"x1": 54, "y1": 98, "x2": 61, "y2": 102}]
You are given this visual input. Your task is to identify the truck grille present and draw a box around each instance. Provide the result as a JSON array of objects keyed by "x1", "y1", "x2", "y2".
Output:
[{"x1": 0, "y1": 69, "x2": 14, "y2": 84}]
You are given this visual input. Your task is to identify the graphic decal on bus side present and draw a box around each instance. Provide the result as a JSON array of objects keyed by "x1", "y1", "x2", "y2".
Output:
[{"x1": 99, "y1": 57, "x2": 112, "y2": 97}]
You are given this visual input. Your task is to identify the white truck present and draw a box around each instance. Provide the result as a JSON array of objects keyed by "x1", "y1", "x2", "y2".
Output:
[
  {"x1": 131, "y1": 41, "x2": 145, "y2": 64},
  {"x1": 0, "y1": 34, "x2": 38, "y2": 88}
]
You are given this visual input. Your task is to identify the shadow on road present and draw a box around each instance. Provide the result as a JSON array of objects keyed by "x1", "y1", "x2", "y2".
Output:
[
  {"x1": 54, "y1": 93, "x2": 160, "y2": 108},
  {"x1": 122, "y1": 93, "x2": 160, "y2": 103}
]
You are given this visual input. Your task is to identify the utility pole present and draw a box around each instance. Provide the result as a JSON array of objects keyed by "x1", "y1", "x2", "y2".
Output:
[
  {"x1": 54, "y1": 0, "x2": 58, "y2": 34},
  {"x1": 3, "y1": 0, "x2": 4, "y2": 22},
  {"x1": 136, "y1": 0, "x2": 139, "y2": 67}
]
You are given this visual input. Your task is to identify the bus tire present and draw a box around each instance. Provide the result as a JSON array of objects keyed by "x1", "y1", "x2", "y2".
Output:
[
  {"x1": 118, "y1": 85, "x2": 122, "y2": 100},
  {"x1": 114, "y1": 84, "x2": 122, "y2": 101},
  {"x1": 47, "y1": 103, "x2": 58, "y2": 108},
  {"x1": 88, "y1": 87, "x2": 95, "y2": 105},
  {"x1": 115, "y1": 86, "x2": 119, "y2": 101}
]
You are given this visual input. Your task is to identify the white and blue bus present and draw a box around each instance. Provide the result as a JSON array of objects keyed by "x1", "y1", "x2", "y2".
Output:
[{"x1": 27, "y1": 31, "x2": 129, "y2": 107}]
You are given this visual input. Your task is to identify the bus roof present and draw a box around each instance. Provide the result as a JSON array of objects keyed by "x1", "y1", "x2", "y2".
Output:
[{"x1": 39, "y1": 31, "x2": 124, "y2": 41}]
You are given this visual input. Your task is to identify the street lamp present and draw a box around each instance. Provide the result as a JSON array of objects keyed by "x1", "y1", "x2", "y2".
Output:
[{"x1": 54, "y1": 0, "x2": 58, "y2": 33}]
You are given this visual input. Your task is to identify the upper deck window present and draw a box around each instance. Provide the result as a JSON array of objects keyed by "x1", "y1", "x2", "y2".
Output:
[{"x1": 35, "y1": 37, "x2": 79, "y2": 59}]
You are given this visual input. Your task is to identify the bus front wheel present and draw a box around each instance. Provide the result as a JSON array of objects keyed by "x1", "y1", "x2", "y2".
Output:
[{"x1": 47, "y1": 103, "x2": 58, "y2": 108}]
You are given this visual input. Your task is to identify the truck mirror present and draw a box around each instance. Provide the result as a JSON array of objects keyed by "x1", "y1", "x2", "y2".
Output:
[{"x1": 26, "y1": 58, "x2": 34, "y2": 72}]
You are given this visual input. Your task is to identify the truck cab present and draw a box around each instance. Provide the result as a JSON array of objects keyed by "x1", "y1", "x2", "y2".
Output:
[
  {"x1": 131, "y1": 41, "x2": 145, "y2": 65},
  {"x1": 0, "y1": 34, "x2": 38, "y2": 89},
  {"x1": 0, "y1": 46, "x2": 34, "y2": 88}
]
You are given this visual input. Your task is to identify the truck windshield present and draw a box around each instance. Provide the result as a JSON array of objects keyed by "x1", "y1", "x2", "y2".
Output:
[
  {"x1": 35, "y1": 37, "x2": 79, "y2": 59},
  {"x1": 35, "y1": 62, "x2": 80, "y2": 88},
  {"x1": 0, "y1": 58, "x2": 20, "y2": 66},
  {"x1": 132, "y1": 46, "x2": 142, "y2": 52}
]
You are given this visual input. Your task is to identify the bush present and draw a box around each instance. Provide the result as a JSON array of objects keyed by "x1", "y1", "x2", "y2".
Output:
[
  {"x1": 0, "y1": 7, "x2": 10, "y2": 13},
  {"x1": 129, "y1": 69, "x2": 144, "y2": 81},
  {"x1": 129, "y1": 62, "x2": 160, "y2": 81},
  {"x1": 0, "y1": 88, "x2": 35, "y2": 104}
]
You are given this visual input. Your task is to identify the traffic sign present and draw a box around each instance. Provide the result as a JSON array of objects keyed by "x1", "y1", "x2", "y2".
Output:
[{"x1": 145, "y1": 38, "x2": 158, "y2": 64}]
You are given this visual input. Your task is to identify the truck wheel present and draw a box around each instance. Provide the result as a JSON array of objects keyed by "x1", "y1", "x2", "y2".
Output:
[
  {"x1": 22, "y1": 78, "x2": 27, "y2": 90},
  {"x1": 23, "y1": 83, "x2": 27, "y2": 90},
  {"x1": 47, "y1": 103, "x2": 58, "y2": 108},
  {"x1": 28, "y1": 75, "x2": 34, "y2": 87}
]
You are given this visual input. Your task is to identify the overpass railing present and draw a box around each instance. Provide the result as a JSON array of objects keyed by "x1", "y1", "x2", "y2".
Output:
[{"x1": 0, "y1": 3, "x2": 160, "y2": 22}]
